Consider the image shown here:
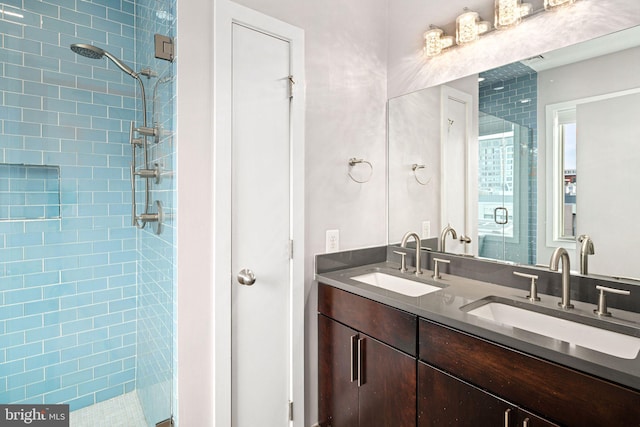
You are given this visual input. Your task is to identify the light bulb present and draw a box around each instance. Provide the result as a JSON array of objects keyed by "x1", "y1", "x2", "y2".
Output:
[
  {"x1": 495, "y1": 0, "x2": 533, "y2": 29},
  {"x1": 424, "y1": 28, "x2": 454, "y2": 57},
  {"x1": 544, "y1": 0, "x2": 576, "y2": 10},
  {"x1": 456, "y1": 11, "x2": 491, "y2": 44}
]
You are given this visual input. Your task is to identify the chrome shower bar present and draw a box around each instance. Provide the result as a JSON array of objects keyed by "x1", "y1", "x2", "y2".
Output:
[
  {"x1": 70, "y1": 42, "x2": 166, "y2": 235},
  {"x1": 130, "y1": 121, "x2": 163, "y2": 234}
]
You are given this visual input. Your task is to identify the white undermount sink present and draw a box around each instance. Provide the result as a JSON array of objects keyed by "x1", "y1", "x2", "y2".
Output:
[
  {"x1": 467, "y1": 301, "x2": 640, "y2": 359},
  {"x1": 350, "y1": 272, "x2": 442, "y2": 297}
]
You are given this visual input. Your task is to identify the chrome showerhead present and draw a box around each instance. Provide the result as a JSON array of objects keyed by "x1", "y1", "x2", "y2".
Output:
[
  {"x1": 70, "y1": 43, "x2": 104, "y2": 59},
  {"x1": 70, "y1": 43, "x2": 137, "y2": 78}
]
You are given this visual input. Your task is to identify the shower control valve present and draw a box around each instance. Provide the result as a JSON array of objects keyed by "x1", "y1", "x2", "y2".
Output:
[
  {"x1": 135, "y1": 125, "x2": 160, "y2": 143},
  {"x1": 134, "y1": 163, "x2": 162, "y2": 184}
]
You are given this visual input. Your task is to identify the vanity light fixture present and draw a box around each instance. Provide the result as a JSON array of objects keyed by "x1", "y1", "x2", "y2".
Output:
[
  {"x1": 423, "y1": 0, "x2": 579, "y2": 58},
  {"x1": 495, "y1": 0, "x2": 533, "y2": 29},
  {"x1": 544, "y1": 0, "x2": 576, "y2": 10},
  {"x1": 423, "y1": 26, "x2": 455, "y2": 57},
  {"x1": 456, "y1": 9, "x2": 491, "y2": 45}
]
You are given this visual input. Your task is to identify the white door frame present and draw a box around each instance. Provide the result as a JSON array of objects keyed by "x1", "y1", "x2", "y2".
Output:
[
  {"x1": 440, "y1": 85, "x2": 474, "y2": 255},
  {"x1": 214, "y1": 1, "x2": 305, "y2": 426}
]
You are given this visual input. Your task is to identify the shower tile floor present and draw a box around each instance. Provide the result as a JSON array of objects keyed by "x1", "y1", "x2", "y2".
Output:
[{"x1": 70, "y1": 391, "x2": 147, "y2": 427}]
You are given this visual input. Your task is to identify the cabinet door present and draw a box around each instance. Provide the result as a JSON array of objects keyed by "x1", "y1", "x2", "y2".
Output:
[
  {"x1": 418, "y1": 361, "x2": 515, "y2": 427},
  {"x1": 318, "y1": 314, "x2": 359, "y2": 427},
  {"x1": 359, "y1": 335, "x2": 416, "y2": 427},
  {"x1": 518, "y1": 409, "x2": 559, "y2": 427}
]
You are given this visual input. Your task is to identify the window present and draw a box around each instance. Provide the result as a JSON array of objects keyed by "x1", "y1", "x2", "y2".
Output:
[{"x1": 552, "y1": 108, "x2": 577, "y2": 240}]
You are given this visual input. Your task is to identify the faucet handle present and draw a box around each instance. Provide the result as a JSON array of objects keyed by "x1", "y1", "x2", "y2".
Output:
[
  {"x1": 432, "y1": 258, "x2": 450, "y2": 279},
  {"x1": 459, "y1": 235, "x2": 472, "y2": 244},
  {"x1": 594, "y1": 285, "x2": 630, "y2": 317},
  {"x1": 514, "y1": 271, "x2": 540, "y2": 302},
  {"x1": 393, "y1": 251, "x2": 408, "y2": 273}
]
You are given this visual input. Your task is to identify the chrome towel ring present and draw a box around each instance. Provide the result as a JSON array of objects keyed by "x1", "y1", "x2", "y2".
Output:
[
  {"x1": 412, "y1": 164, "x2": 431, "y2": 185},
  {"x1": 348, "y1": 158, "x2": 373, "y2": 183}
]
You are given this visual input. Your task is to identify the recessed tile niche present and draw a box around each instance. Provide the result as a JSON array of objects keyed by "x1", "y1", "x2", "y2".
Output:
[{"x1": 0, "y1": 164, "x2": 61, "y2": 221}]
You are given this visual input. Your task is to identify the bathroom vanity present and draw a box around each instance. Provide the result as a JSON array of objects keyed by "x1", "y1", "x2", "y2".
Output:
[{"x1": 316, "y1": 247, "x2": 640, "y2": 427}]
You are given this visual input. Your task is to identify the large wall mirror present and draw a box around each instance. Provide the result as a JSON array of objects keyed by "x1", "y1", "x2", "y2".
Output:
[{"x1": 388, "y1": 25, "x2": 640, "y2": 280}]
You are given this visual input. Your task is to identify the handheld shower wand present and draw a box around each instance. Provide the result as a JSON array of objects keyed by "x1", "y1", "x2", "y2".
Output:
[
  {"x1": 70, "y1": 43, "x2": 161, "y2": 232},
  {"x1": 70, "y1": 43, "x2": 147, "y2": 126},
  {"x1": 70, "y1": 43, "x2": 137, "y2": 78}
]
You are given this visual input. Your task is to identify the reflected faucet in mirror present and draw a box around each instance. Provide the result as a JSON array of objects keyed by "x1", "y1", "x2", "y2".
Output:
[
  {"x1": 439, "y1": 224, "x2": 458, "y2": 252},
  {"x1": 578, "y1": 234, "x2": 595, "y2": 275},
  {"x1": 400, "y1": 231, "x2": 423, "y2": 276},
  {"x1": 550, "y1": 247, "x2": 573, "y2": 310}
]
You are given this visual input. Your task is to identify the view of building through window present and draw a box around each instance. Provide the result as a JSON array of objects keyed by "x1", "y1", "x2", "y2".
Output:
[
  {"x1": 561, "y1": 120, "x2": 577, "y2": 238},
  {"x1": 478, "y1": 131, "x2": 515, "y2": 238}
]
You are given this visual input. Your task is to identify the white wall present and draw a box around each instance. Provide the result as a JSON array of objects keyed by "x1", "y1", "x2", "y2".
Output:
[
  {"x1": 387, "y1": 0, "x2": 640, "y2": 98},
  {"x1": 176, "y1": 1, "x2": 215, "y2": 426},
  {"x1": 537, "y1": 46, "x2": 640, "y2": 271},
  {"x1": 388, "y1": 87, "x2": 441, "y2": 243},
  {"x1": 578, "y1": 93, "x2": 640, "y2": 278},
  {"x1": 387, "y1": 75, "x2": 478, "y2": 246},
  {"x1": 175, "y1": 0, "x2": 640, "y2": 425}
]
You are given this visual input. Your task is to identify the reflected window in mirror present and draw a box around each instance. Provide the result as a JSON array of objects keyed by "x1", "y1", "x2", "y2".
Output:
[
  {"x1": 478, "y1": 128, "x2": 516, "y2": 239},
  {"x1": 552, "y1": 107, "x2": 577, "y2": 241}
]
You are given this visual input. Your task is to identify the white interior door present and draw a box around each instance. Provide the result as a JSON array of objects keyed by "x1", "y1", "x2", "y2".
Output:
[
  {"x1": 231, "y1": 23, "x2": 292, "y2": 426},
  {"x1": 441, "y1": 86, "x2": 472, "y2": 255}
]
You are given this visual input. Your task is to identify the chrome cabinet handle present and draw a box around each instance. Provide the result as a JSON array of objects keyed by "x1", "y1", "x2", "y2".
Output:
[
  {"x1": 357, "y1": 338, "x2": 365, "y2": 387},
  {"x1": 504, "y1": 408, "x2": 511, "y2": 427},
  {"x1": 523, "y1": 417, "x2": 530, "y2": 427},
  {"x1": 350, "y1": 335, "x2": 358, "y2": 382},
  {"x1": 237, "y1": 268, "x2": 256, "y2": 286}
]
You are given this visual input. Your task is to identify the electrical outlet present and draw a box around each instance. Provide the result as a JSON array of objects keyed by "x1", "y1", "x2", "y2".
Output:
[
  {"x1": 421, "y1": 221, "x2": 431, "y2": 239},
  {"x1": 326, "y1": 229, "x2": 339, "y2": 253}
]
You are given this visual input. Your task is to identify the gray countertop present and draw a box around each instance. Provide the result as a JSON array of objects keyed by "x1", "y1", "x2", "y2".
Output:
[{"x1": 316, "y1": 259, "x2": 640, "y2": 391}]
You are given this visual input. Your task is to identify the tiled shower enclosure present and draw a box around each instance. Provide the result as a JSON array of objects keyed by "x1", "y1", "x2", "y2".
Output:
[{"x1": 0, "y1": 0, "x2": 176, "y2": 425}]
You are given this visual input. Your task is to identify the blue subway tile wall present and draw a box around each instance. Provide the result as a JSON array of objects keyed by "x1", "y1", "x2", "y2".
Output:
[
  {"x1": 479, "y1": 64, "x2": 538, "y2": 265},
  {"x1": 0, "y1": 0, "x2": 138, "y2": 411},
  {"x1": 134, "y1": 0, "x2": 177, "y2": 425}
]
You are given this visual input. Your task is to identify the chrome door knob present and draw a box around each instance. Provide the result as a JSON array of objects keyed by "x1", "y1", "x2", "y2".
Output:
[{"x1": 237, "y1": 269, "x2": 256, "y2": 286}]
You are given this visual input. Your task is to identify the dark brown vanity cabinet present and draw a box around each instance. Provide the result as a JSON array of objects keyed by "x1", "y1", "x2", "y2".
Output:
[
  {"x1": 317, "y1": 283, "x2": 640, "y2": 427},
  {"x1": 418, "y1": 362, "x2": 558, "y2": 427},
  {"x1": 419, "y1": 319, "x2": 640, "y2": 426},
  {"x1": 318, "y1": 284, "x2": 417, "y2": 427}
]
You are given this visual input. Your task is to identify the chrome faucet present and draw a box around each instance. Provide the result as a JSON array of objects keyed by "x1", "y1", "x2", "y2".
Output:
[
  {"x1": 550, "y1": 247, "x2": 573, "y2": 309},
  {"x1": 439, "y1": 224, "x2": 458, "y2": 253},
  {"x1": 577, "y1": 234, "x2": 595, "y2": 275},
  {"x1": 400, "y1": 231, "x2": 423, "y2": 275}
]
